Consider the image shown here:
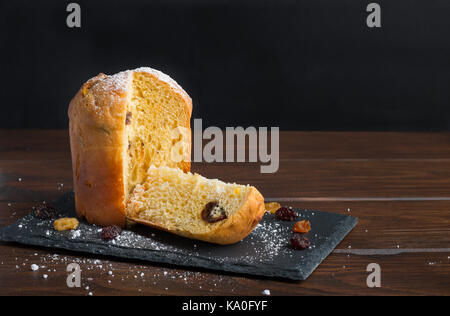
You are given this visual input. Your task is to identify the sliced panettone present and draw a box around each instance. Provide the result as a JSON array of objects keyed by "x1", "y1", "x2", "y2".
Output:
[{"x1": 127, "y1": 166, "x2": 265, "y2": 245}]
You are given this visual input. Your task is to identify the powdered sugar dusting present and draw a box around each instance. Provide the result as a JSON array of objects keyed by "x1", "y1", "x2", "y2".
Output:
[
  {"x1": 87, "y1": 67, "x2": 189, "y2": 108},
  {"x1": 91, "y1": 71, "x2": 130, "y2": 97}
]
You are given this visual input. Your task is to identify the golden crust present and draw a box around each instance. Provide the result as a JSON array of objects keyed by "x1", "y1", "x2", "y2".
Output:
[
  {"x1": 131, "y1": 187, "x2": 266, "y2": 245},
  {"x1": 68, "y1": 68, "x2": 192, "y2": 227}
]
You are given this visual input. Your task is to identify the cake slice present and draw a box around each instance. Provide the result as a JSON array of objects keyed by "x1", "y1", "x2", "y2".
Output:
[
  {"x1": 127, "y1": 166, "x2": 265, "y2": 245},
  {"x1": 69, "y1": 67, "x2": 192, "y2": 227}
]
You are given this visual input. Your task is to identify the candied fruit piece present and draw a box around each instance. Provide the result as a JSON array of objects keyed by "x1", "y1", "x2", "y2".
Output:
[
  {"x1": 292, "y1": 220, "x2": 311, "y2": 233},
  {"x1": 54, "y1": 218, "x2": 79, "y2": 231},
  {"x1": 264, "y1": 202, "x2": 281, "y2": 214}
]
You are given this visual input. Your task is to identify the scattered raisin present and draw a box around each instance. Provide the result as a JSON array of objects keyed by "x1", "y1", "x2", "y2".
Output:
[
  {"x1": 99, "y1": 225, "x2": 122, "y2": 241},
  {"x1": 293, "y1": 220, "x2": 311, "y2": 233},
  {"x1": 34, "y1": 204, "x2": 58, "y2": 220},
  {"x1": 125, "y1": 111, "x2": 132, "y2": 125},
  {"x1": 290, "y1": 234, "x2": 310, "y2": 250},
  {"x1": 201, "y1": 201, "x2": 227, "y2": 223},
  {"x1": 275, "y1": 207, "x2": 298, "y2": 221}
]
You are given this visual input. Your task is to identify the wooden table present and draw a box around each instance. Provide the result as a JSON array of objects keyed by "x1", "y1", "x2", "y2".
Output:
[{"x1": 0, "y1": 130, "x2": 449, "y2": 296}]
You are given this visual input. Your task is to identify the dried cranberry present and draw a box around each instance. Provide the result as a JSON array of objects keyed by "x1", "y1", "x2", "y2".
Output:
[
  {"x1": 290, "y1": 234, "x2": 310, "y2": 250},
  {"x1": 99, "y1": 225, "x2": 122, "y2": 241},
  {"x1": 34, "y1": 204, "x2": 58, "y2": 220},
  {"x1": 201, "y1": 201, "x2": 227, "y2": 223},
  {"x1": 275, "y1": 207, "x2": 298, "y2": 221}
]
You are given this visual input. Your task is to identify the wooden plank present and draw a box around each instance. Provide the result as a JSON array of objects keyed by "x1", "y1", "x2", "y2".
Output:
[
  {"x1": 0, "y1": 130, "x2": 70, "y2": 160},
  {"x1": 0, "y1": 245, "x2": 448, "y2": 296},
  {"x1": 1, "y1": 130, "x2": 450, "y2": 161},
  {"x1": 193, "y1": 161, "x2": 450, "y2": 198},
  {"x1": 2, "y1": 159, "x2": 450, "y2": 202},
  {"x1": 274, "y1": 131, "x2": 450, "y2": 160},
  {"x1": 216, "y1": 131, "x2": 450, "y2": 160},
  {"x1": 0, "y1": 160, "x2": 73, "y2": 203}
]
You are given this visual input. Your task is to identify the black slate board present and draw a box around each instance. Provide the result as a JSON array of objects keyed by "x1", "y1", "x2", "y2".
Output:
[{"x1": 0, "y1": 191, "x2": 357, "y2": 280}]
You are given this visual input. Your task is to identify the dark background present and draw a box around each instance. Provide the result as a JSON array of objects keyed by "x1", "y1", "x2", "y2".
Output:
[{"x1": 1, "y1": 0, "x2": 449, "y2": 130}]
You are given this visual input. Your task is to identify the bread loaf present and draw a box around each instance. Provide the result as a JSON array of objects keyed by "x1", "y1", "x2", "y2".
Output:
[
  {"x1": 68, "y1": 67, "x2": 192, "y2": 227},
  {"x1": 69, "y1": 67, "x2": 266, "y2": 245},
  {"x1": 127, "y1": 166, "x2": 265, "y2": 245}
]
